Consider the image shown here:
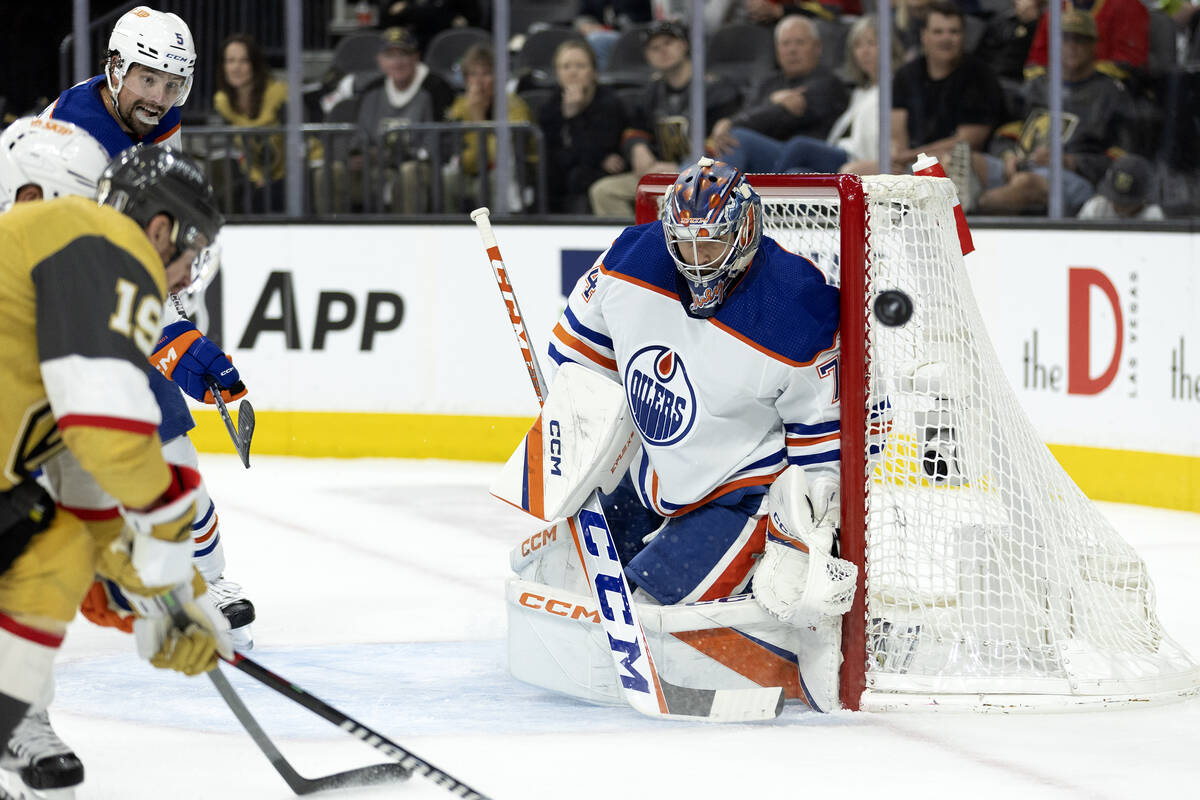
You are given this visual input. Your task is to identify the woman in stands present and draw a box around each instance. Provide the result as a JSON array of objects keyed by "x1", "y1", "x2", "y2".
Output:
[
  {"x1": 538, "y1": 39, "x2": 628, "y2": 214},
  {"x1": 777, "y1": 16, "x2": 903, "y2": 175},
  {"x1": 213, "y1": 33, "x2": 288, "y2": 212}
]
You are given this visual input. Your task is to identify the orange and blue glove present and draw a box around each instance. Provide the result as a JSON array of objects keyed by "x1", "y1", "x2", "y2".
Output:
[{"x1": 151, "y1": 320, "x2": 248, "y2": 404}]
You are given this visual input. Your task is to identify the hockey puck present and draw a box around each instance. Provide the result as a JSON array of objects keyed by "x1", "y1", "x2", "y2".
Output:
[{"x1": 874, "y1": 289, "x2": 913, "y2": 327}]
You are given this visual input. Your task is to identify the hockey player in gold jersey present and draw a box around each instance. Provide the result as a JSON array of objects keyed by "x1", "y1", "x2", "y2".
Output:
[{"x1": 0, "y1": 144, "x2": 231, "y2": 792}]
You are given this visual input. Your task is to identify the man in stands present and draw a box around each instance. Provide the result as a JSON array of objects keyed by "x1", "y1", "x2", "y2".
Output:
[
  {"x1": 709, "y1": 14, "x2": 849, "y2": 172},
  {"x1": 587, "y1": 21, "x2": 741, "y2": 218},
  {"x1": 842, "y1": 2, "x2": 1005, "y2": 176},
  {"x1": 973, "y1": 9, "x2": 1138, "y2": 215}
]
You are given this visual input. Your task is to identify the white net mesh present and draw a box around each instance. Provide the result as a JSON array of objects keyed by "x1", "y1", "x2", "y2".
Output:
[
  {"x1": 762, "y1": 174, "x2": 1199, "y2": 706},
  {"x1": 647, "y1": 173, "x2": 1199, "y2": 708}
]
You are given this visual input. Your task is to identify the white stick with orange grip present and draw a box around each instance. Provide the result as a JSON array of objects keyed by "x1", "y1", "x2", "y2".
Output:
[{"x1": 470, "y1": 207, "x2": 549, "y2": 404}]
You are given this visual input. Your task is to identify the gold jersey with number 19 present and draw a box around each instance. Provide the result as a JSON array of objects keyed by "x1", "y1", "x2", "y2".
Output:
[{"x1": 0, "y1": 195, "x2": 171, "y2": 508}]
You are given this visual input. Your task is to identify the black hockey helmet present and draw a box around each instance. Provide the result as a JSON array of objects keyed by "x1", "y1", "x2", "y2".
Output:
[{"x1": 97, "y1": 144, "x2": 223, "y2": 260}]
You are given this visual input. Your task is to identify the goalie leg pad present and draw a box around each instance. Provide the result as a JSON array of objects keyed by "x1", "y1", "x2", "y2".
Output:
[
  {"x1": 754, "y1": 466, "x2": 857, "y2": 627},
  {"x1": 507, "y1": 577, "x2": 845, "y2": 711}
]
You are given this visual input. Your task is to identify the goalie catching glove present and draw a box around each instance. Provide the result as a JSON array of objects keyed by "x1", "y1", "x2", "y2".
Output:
[
  {"x1": 152, "y1": 320, "x2": 247, "y2": 404},
  {"x1": 754, "y1": 466, "x2": 857, "y2": 627}
]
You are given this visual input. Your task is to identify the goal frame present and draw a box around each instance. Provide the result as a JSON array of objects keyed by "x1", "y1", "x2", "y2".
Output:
[{"x1": 635, "y1": 173, "x2": 871, "y2": 711}]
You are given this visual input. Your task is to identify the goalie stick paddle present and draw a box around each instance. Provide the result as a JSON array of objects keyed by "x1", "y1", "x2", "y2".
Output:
[
  {"x1": 207, "y1": 668, "x2": 410, "y2": 796},
  {"x1": 471, "y1": 209, "x2": 785, "y2": 723}
]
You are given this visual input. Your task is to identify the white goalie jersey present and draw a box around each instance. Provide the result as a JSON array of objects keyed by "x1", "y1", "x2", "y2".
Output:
[{"x1": 547, "y1": 220, "x2": 842, "y2": 516}]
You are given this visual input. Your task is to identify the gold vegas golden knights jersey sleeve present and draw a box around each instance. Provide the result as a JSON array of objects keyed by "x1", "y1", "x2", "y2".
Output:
[{"x1": 0, "y1": 196, "x2": 171, "y2": 508}]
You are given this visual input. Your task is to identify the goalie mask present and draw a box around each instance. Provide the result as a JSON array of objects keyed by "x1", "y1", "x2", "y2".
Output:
[
  {"x1": 662, "y1": 157, "x2": 762, "y2": 317},
  {"x1": 105, "y1": 6, "x2": 196, "y2": 107},
  {"x1": 97, "y1": 144, "x2": 224, "y2": 295},
  {"x1": 0, "y1": 117, "x2": 110, "y2": 212}
]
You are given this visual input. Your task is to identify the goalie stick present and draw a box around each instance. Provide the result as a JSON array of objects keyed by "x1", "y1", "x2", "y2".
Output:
[
  {"x1": 471, "y1": 207, "x2": 785, "y2": 723},
  {"x1": 163, "y1": 594, "x2": 491, "y2": 799}
]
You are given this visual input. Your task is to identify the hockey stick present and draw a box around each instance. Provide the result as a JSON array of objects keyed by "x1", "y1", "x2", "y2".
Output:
[
  {"x1": 470, "y1": 208, "x2": 784, "y2": 722},
  {"x1": 207, "y1": 668, "x2": 410, "y2": 795},
  {"x1": 204, "y1": 377, "x2": 255, "y2": 469},
  {"x1": 218, "y1": 653, "x2": 490, "y2": 798},
  {"x1": 167, "y1": 293, "x2": 255, "y2": 467},
  {"x1": 470, "y1": 207, "x2": 548, "y2": 402},
  {"x1": 164, "y1": 593, "x2": 491, "y2": 798}
]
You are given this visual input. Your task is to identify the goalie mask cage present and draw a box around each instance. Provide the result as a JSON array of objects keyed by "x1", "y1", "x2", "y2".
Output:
[{"x1": 634, "y1": 173, "x2": 1200, "y2": 712}]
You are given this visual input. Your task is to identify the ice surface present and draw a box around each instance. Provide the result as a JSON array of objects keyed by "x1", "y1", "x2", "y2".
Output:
[{"x1": 50, "y1": 456, "x2": 1200, "y2": 799}]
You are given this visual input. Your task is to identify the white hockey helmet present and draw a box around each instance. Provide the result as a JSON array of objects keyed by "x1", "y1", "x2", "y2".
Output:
[
  {"x1": 105, "y1": 6, "x2": 196, "y2": 106},
  {"x1": 0, "y1": 117, "x2": 112, "y2": 212}
]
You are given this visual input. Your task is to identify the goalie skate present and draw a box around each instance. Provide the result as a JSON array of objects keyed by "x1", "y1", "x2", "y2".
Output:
[{"x1": 0, "y1": 710, "x2": 82, "y2": 799}]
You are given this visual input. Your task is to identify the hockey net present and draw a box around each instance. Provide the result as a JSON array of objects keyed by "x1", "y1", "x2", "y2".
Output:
[{"x1": 634, "y1": 173, "x2": 1200, "y2": 711}]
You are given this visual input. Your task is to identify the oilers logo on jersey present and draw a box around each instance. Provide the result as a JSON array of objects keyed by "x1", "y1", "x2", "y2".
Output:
[{"x1": 624, "y1": 345, "x2": 696, "y2": 446}]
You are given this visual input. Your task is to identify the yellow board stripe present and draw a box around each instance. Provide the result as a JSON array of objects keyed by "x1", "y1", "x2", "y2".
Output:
[
  {"x1": 189, "y1": 411, "x2": 1200, "y2": 512},
  {"x1": 189, "y1": 409, "x2": 535, "y2": 462},
  {"x1": 1048, "y1": 444, "x2": 1200, "y2": 513}
]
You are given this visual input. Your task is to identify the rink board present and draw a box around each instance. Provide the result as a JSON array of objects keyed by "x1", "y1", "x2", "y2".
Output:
[{"x1": 185, "y1": 223, "x2": 1200, "y2": 511}]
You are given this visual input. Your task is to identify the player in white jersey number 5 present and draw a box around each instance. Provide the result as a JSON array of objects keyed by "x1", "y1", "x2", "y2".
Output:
[{"x1": 548, "y1": 157, "x2": 856, "y2": 621}]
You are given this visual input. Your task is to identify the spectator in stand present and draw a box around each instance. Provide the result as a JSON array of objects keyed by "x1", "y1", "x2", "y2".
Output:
[
  {"x1": 758, "y1": 16, "x2": 904, "y2": 173},
  {"x1": 378, "y1": 0, "x2": 484, "y2": 54},
  {"x1": 742, "y1": 0, "x2": 855, "y2": 25},
  {"x1": 1024, "y1": 0, "x2": 1149, "y2": 77},
  {"x1": 351, "y1": 27, "x2": 455, "y2": 213},
  {"x1": 842, "y1": 3, "x2": 1005, "y2": 175},
  {"x1": 977, "y1": 0, "x2": 1045, "y2": 84},
  {"x1": 709, "y1": 15, "x2": 849, "y2": 172},
  {"x1": 1077, "y1": 153, "x2": 1164, "y2": 219},
  {"x1": 539, "y1": 40, "x2": 628, "y2": 214},
  {"x1": 574, "y1": 1, "x2": 651, "y2": 71},
  {"x1": 894, "y1": 0, "x2": 934, "y2": 59},
  {"x1": 587, "y1": 20, "x2": 741, "y2": 218},
  {"x1": 968, "y1": 10, "x2": 1137, "y2": 215},
  {"x1": 213, "y1": 34, "x2": 289, "y2": 212},
  {"x1": 443, "y1": 44, "x2": 537, "y2": 213}
]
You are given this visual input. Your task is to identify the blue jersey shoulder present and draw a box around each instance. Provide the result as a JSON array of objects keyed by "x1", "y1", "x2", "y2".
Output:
[
  {"x1": 50, "y1": 75, "x2": 182, "y2": 157},
  {"x1": 600, "y1": 220, "x2": 678, "y2": 295},
  {"x1": 716, "y1": 237, "x2": 839, "y2": 365}
]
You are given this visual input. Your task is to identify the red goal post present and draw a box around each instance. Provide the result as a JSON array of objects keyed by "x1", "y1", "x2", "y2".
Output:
[{"x1": 635, "y1": 172, "x2": 1200, "y2": 712}]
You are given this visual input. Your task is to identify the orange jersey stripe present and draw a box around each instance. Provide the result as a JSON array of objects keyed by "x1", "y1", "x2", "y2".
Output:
[
  {"x1": 154, "y1": 121, "x2": 181, "y2": 143},
  {"x1": 655, "y1": 469, "x2": 785, "y2": 518},
  {"x1": 786, "y1": 431, "x2": 840, "y2": 446},
  {"x1": 553, "y1": 322, "x2": 618, "y2": 371}
]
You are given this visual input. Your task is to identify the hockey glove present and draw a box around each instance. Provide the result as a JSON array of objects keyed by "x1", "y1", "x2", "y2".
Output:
[
  {"x1": 152, "y1": 320, "x2": 248, "y2": 404},
  {"x1": 95, "y1": 464, "x2": 201, "y2": 594},
  {"x1": 130, "y1": 571, "x2": 233, "y2": 676}
]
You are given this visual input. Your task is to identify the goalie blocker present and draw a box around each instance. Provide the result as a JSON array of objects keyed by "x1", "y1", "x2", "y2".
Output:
[{"x1": 494, "y1": 364, "x2": 852, "y2": 713}]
